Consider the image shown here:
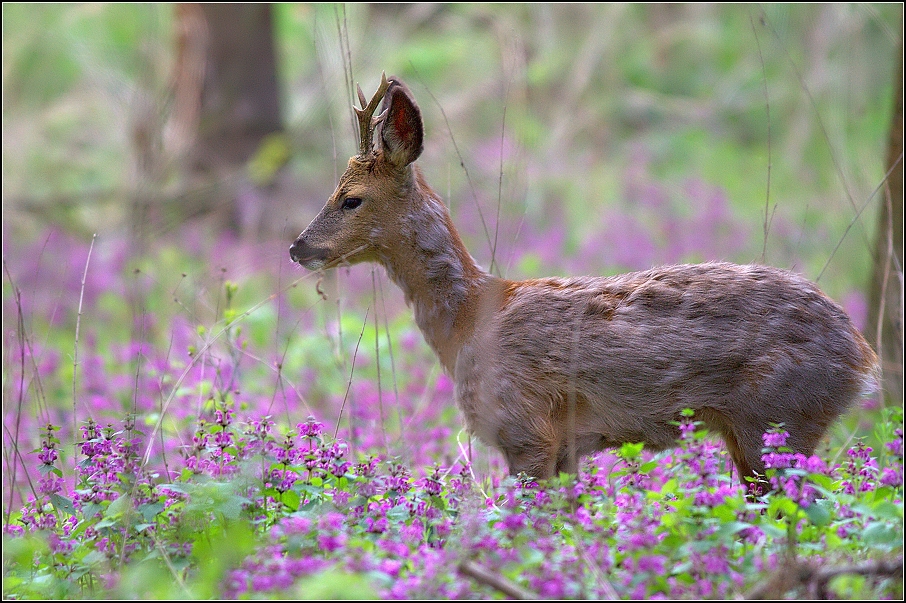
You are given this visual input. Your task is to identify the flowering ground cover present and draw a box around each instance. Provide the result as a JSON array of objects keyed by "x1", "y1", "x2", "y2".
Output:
[
  {"x1": 2, "y1": 227, "x2": 903, "y2": 599},
  {"x1": 4, "y1": 405, "x2": 903, "y2": 598}
]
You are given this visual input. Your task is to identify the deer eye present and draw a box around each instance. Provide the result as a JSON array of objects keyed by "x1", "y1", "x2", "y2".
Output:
[{"x1": 341, "y1": 197, "x2": 363, "y2": 211}]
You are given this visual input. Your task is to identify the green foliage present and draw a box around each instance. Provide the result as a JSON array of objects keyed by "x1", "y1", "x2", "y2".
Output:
[
  {"x1": 292, "y1": 569, "x2": 379, "y2": 600},
  {"x1": 247, "y1": 134, "x2": 292, "y2": 187},
  {"x1": 3, "y1": 408, "x2": 902, "y2": 599},
  {"x1": 3, "y1": 4, "x2": 898, "y2": 298}
]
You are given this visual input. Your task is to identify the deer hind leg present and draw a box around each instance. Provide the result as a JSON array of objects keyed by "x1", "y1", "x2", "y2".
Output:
[
  {"x1": 783, "y1": 414, "x2": 834, "y2": 459},
  {"x1": 722, "y1": 429, "x2": 769, "y2": 496},
  {"x1": 731, "y1": 405, "x2": 837, "y2": 496},
  {"x1": 696, "y1": 407, "x2": 767, "y2": 494}
]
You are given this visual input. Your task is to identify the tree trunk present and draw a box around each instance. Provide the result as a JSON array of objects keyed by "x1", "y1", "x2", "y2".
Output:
[
  {"x1": 866, "y1": 33, "x2": 904, "y2": 405},
  {"x1": 191, "y1": 4, "x2": 282, "y2": 169},
  {"x1": 170, "y1": 3, "x2": 285, "y2": 236}
]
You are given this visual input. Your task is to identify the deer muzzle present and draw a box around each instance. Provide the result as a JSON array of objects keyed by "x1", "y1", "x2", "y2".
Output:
[{"x1": 289, "y1": 237, "x2": 329, "y2": 270}]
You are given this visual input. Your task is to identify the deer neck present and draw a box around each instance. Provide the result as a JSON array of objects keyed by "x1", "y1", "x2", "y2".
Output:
[{"x1": 377, "y1": 169, "x2": 496, "y2": 374}]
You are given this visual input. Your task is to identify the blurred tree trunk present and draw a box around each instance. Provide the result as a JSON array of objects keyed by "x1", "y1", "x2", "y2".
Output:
[
  {"x1": 170, "y1": 3, "x2": 286, "y2": 237},
  {"x1": 865, "y1": 34, "x2": 903, "y2": 404}
]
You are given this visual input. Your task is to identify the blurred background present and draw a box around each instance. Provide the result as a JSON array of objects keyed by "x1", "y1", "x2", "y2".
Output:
[{"x1": 2, "y1": 4, "x2": 902, "y2": 483}]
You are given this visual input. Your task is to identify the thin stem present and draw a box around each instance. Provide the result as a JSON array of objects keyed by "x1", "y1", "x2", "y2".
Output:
[
  {"x1": 376, "y1": 275, "x2": 402, "y2": 445},
  {"x1": 336, "y1": 308, "x2": 369, "y2": 440},
  {"x1": 72, "y1": 233, "x2": 97, "y2": 474},
  {"x1": 372, "y1": 270, "x2": 388, "y2": 455},
  {"x1": 491, "y1": 103, "x2": 507, "y2": 277},
  {"x1": 749, "y1": 10, "x2": 775, "y2": 263},
  {"x1": 411, "y1": 68, "x2": 495, "y2": 261},
  {"x1": 817, "y1": 153, "x2": 903, "y2": 281}
]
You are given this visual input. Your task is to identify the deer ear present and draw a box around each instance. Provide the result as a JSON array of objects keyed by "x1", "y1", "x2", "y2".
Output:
[{"x1": 379, "y1": 78, "x2": 424, "y2": 167}]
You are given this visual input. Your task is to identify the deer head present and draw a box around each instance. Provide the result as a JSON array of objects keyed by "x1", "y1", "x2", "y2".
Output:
[{"x1": 289, "y1": 73, "x2": 426, "y2": 270}]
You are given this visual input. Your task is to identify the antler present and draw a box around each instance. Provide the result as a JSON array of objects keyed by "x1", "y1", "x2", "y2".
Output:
[{"x1": 354, "y1": 71, "x2": 390, "y2": 157}]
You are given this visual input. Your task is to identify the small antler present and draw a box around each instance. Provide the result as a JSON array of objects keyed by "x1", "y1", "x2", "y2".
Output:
[{"x1": 354, "y1": 72, "x2": 390, "y2": 157}]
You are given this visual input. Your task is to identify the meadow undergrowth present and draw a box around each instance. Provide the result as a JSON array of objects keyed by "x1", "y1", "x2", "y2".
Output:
[
  {"x1": 2, "y1": 231, "x2": 902, "y2": 599},
  {"x1": 3, "y1": 406, "x2": 903, "y2": 599}
]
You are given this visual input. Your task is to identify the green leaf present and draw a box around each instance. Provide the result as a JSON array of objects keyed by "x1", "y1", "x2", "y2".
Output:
[
  {"x1": 759, "y1": 523, "x2": 787, "y2": 540},
  {"x1": 660, "y1": 533, "x2": 686, "y2": 548},
  {"x1": 191, "y1": 520, "x2": 257, "y2": 599},
  {"x1": 281, "y1": 489, "x2": 301, "y2": 511},
  {"x1": 674, "y1": 556, "x2": 696, "y2": 574},
  {"x1": 37, "y1": 463, "x2": 62, "y2": 477},
  {"x1": 808, "y1": 473, "x2": 836, "y2": 491},
  {"x1": 767, "y1": 496, "x2": 798, "y2": 518},
  {"x1": 659, "y1": 478, "x2": 679, "y2": 497},
  {"x1": 220, "y1": 494, "x2": 248, "y2": 521},
  {"x1": 69, "y1": 565, "x2": 93, "y2": 580},
  {"x1": 824, "y1": 530, "x2": 843, "y2": 548},
  {"x1": 715, "y1": 520, "x2": 752, "y2": 538},
  {"x1": 49, "y1": 493, "x2": 75, "y2": 515},
  {"x1": 105, "y1": 494, "x2": 132, "y2": 518},
  {"x1": 861, "y1": 521, "x2": 901, "y2": 546},
  {"x1": 2, "y1": 533, "x2": 50, "y2": 567},
  {"x1": 870, "y1": 500, "x2": 903, "y2": 521},
  {"x1": 67, "y1": 519, "x2": 89, "y2": 539},
  {"x1": 386, "y1": 504, "x2": 410, "y2": 521},
  {"x1": 161, "y1": 483, "x2": 189, "y2": 494},
  {"x1": 82, "y1": 550, "x2": 107, "y2": 566},
  {"x1": 618, "y1": 441, "x2": 645, "y2": 460},
  {"x1": 298, "y1": 483, "x2": 324, "y2": 498},
  {"x1": 299, "y1": 499, "x2": 324, "y2": 513},
  {"x1": 292, "y1": 568, "x2": 379, "y2": 599},
  {"x1": 803, "y1": 500, "x2": 832, "y2": 527},
  {"x1": 639, "y1": 460, "x2": 658, "y2": 473},
  {"x1": 81, "y1": 502, "x2": 103, "y2": 520},
  {"x1": 138, "y1": 501, "x2": 165, "y2": 522}
]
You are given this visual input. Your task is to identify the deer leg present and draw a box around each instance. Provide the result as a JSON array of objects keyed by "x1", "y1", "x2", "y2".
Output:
[
  {"x1": 498, "y1": 424, "x2": 558, "y2": 480},
  {"x1": 696, "y1": 407, "x2": 767, "y2": 495},
  {"x1": 503, "y1": 448, "x2": 557, "y2": 480},
  {"x1": 723, "y1": 429, "x2": 769, "y2": 497},
  {"x1": 554, "y1": 450, "x2": 579, "y2": 477}
]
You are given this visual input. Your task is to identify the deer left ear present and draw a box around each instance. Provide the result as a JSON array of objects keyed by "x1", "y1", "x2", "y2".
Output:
[{"x1": 379, "y1": 78, "x2": 424, "y2": 168}]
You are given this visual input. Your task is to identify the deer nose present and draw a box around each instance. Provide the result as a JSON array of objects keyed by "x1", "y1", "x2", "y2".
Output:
[
  {"x1": 289, "y1": 237, "x2": 328, "y2": 268},
  {"x1": 289, "y1": 238, "x2": 308, "y2": 263}
]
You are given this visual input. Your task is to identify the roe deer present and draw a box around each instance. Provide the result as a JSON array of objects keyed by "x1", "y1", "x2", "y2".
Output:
[{"x1": 290, "y1": 73, "x2": 880, "y2": 489}]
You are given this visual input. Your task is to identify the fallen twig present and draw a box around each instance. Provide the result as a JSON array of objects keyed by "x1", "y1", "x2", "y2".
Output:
[
  {"x1": 747, "y1": 558, "x2": 903, "y2": 599},
  {"x1": 458, "y1": 560, "x2": 536, "y2": 600}
]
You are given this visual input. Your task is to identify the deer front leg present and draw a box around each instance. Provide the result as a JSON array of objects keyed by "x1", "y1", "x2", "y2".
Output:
[{"x1": 497, "y1": 419, "x2": 560, "y2": 480}]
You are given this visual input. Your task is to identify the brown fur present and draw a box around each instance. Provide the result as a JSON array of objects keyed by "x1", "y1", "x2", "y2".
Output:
[{"x1": 290, "y1": 76, "x2": 880, "y2": 488}]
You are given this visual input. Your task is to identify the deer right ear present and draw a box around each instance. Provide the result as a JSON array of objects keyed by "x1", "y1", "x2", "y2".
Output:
[{"x1": 379, "y1": 78, "x2": 424, "y2": 168}]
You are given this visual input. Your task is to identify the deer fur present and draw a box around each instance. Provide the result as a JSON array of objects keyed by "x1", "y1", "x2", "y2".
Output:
[{"x1": 290, "y1": 74, "x2": 880, "y2": 488}]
